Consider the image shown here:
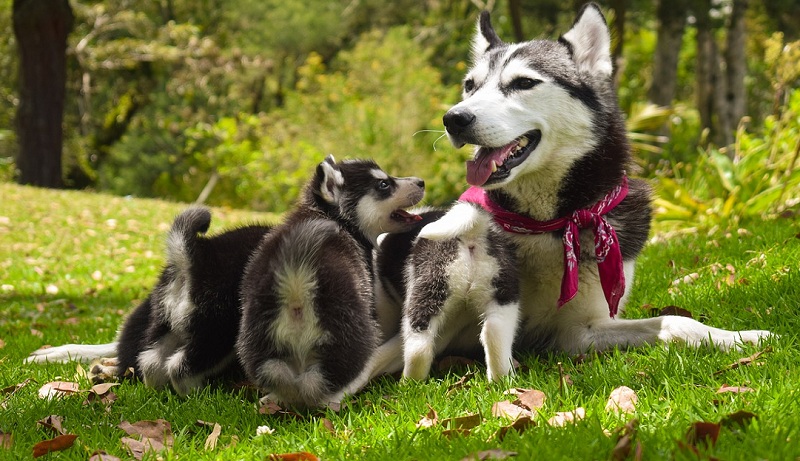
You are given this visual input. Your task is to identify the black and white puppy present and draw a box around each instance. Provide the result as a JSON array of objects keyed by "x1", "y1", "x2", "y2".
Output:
[
  {"x1": 28, "y1": 208, "x2": 271, "y2": 395},
  {"x1": 236, "y1": 156, "x2": 425, "y2": 408},
  {"x1": 371, "y1": 203, "x2": 520, "y2": 383}
]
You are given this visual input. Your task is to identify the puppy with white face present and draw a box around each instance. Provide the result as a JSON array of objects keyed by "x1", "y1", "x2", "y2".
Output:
[{"x1": 236, "y1": 156, "x2": 425, "y2": 408}]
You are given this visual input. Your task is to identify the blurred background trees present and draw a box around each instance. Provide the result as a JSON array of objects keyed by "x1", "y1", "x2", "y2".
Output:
[{"x1": 1, "y1": 0, "x2": 799, "y2": 224}]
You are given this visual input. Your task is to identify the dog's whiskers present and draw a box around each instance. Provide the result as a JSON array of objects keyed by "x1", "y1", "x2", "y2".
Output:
[{"x1": 412, "y1": 129, "x2": 450, "y2": 152}]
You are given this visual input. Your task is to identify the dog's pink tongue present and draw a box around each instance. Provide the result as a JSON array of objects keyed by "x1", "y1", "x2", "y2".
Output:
[{"x1": 466, "y1": 144, "x2": 515, "y2": 186}]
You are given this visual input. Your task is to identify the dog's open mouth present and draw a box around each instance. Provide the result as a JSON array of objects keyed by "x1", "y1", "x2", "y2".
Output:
[
  {"x1": 390, "y1": 209, "x2": 423, "y2": 224},
  {"x1": 466, "y1": 129, "x2": 542, "y2": 187}
]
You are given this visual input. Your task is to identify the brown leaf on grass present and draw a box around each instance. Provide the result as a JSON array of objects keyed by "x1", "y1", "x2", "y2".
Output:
[
  {"x1": 515, "y1": 389, "x2": 546, "y2": 411},
  {"x1": 37, "y1": 415, "x2": 66, "y2": 435},
  {"x1": 0, "y1": 338, "x2": 5, "y2": 349},
  {"x1": 0, "y1": 431, "x2": 12, "y2": 449},
  {"x1": 447, "y1": 371, "x2": 476, "y2": 395},
  {"x1": 268, "y1": 452, "x2": 320, "y2": 461},
  {"x1": 610, "y1": 419, "x2": 639, "y2": 461},
  {"x1": 120, "y1": 437, "x2": 150, "y2": 460},
  {"x1": 685, "y1": 421, "x2": 720, "y2": 448},
  {"x1": 416, "y1": 404, "x2": 439, "y2": 429},
  {"x1": 259, "y1": 399, "x2": 283, "y2": 415},
  {"x1": 605, "y1": 386, "x2": 638, "y2": 414},
  {"x1": 84, "y1": 383, "x2": 119, "y2": 407},
  {"x1": 442, "y1": 413, "x2": 481, "y2": 430},
  {"x1": 460, "y1": 448, "x2": 518, "y2": 460},
  {"x1": 657, "y1": 305, "x2": 694, "y2": 318},
  {"x1": 326, "y1": 401, "x2": 342, "y2": 413},
  {"x1": 32, "y1": 434, "x2": 78, "y2": 458},
  {"x1": 2, "y1": 378, "x2": 34, "y2": 395},
  {"x1": 38, "y1": 381, "x2": 80, "y2": 399},
  {"x1": 88, "y1": 450, "x2": 122, "y2": 461},
  {"x1": 204, "y1": 423, "x2": 222, "y2": 451},
  {"x1": 321, "y1": 418, "x2": 336, "y2": 435},
  {"x1": 118, "y1": 419, "x2": 173, "y2": 459},
  {"x1": 721, "y1": 410, "x2": 758, "y2": 429},
  {"x1": 713, "y1": 347, "x2": 772, "y2": 376},
  {"x1": 716, "y1": 385, "x2": 754, "y2": 394},
  {"x1": 547, "y1": 407, "x2": 586, "y2": 427},
  {"x1": 493, "y1": 416, "x2": 535, "y2": 441},
  {"x1": 491, "y1": 400, "x2": 531, "y2": 420}
]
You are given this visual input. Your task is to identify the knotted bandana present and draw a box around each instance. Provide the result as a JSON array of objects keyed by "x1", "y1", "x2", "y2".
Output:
[{"x1": 459, "y1": 177, "x2": 629, "y2": 317}]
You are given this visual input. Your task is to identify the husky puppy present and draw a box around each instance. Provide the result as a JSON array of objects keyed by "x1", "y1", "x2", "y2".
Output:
[
  {"x1": 371, "y1": 204, "x2": 520, "y2": 383},
  {"x1": 28, "y1": 209, "x2": 271, "y2": 395},
  {"x1": 236, "y1": 156, "x2": 425, "y2": 408},
  {"x1": 439, "y1": 4, "x2": 771, "y2": 352}
]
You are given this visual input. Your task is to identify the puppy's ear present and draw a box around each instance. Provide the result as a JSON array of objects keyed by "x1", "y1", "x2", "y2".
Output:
[
  {"x1": 471, "y1": 11, "x2": 503, "y2": 61},
  {"x1": 316, "y1": 159, "x2": 344, "y2": 204},
  {"x1": 559, "y1": 3, "x2": 612, "y2": 77}
]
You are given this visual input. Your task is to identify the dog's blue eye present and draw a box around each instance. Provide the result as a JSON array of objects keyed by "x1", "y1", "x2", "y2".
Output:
[
  {"x1": 510, "y1": 78, "x2": 541, "y2": 90},
  {"x1": 377, "y1": 180, "x2": 390, "y2": 190},
  {"x1": 463, "y1": 79, "x2": 475, "y2": 93}
]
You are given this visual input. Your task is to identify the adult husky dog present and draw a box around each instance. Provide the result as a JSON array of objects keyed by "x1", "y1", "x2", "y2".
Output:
[
  {"x1": 352, "y1": 4, "x2": 770, "y2": 387},
  {"x1": 442, "y1": 3, "x2": 770, "y2": 353}
]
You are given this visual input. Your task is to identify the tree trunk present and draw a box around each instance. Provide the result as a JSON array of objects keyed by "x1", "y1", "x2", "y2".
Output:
[
  {"x1": 694, "y1": 0, "x2": 718, "y2": 145},
  {"x1": 608, "y1": 0, "x2": 626, "y2": 86},
  {"x1": 648, "y1": 0, "x2": 688, "y2": 107},
  {"x1": 507, "y1": 0, "x2": 524, "y2": 43},
  {"x1": 13, "y1": 0, "x2": 74, "y2": 188},
  {"x1": 724, "y1": 0, "x2": 748, "y2": 143}
]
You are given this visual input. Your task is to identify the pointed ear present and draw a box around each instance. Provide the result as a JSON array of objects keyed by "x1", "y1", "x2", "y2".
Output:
[
  {"x1": 559, "y1": 3, "x2": 612, "y2": 76},
  {"x1": 471, "y1": 11, "x2": 503, "y2": 60},
  {"x1": 316, "y1": 158, "x2": 344, "y2": 204}
]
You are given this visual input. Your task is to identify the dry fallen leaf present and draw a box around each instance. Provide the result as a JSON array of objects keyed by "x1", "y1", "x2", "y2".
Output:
[
  {"x1": 516, "y1": 389, "x2": 546, "y2": 412},
  {"x1": 493, "y1": 416, "x2": 535, "y2": 442},
  {"x1": 416, "y1": 404, "x2": 439, "y2": 429},
  {"x1": 321, "y1": 418, "x2": 336, "y2": 436},
  {"x1": 721, "y1": 410, "x2": 757, "y2": 429},
  {"x1": 204, "y1": 423, "x2": 222, "y2": 451},
  {"x1": 119, "y1": 419, "x2": 173, "y2": 459},
  {"x1": 606, "y1": 386, "x2": 638, "y2": 414},
  {"x1": 447, "y1": 371, "x2": 476, "y2": 394},
  {"x1": 442, "y1": 413, "x2": 481, "y2": 430},
  {"x1": 714, "y1": 347, "x2": 772, "y2": 376},
  {"x1": 491, "y1": 400, "x2": 532, "y2": 420},
  {"x1": 0, "y1": 430, "x2": 12, "y2": 449},
  {"x1": 685, "y1": 421, "x2": 720, "y2": 448},
  {"x1": 547, "y1": 407, "x2": 586, "y2": 427},
  {"x1": 32, "y1": 434, "x2": 78, "y2": 458},
  {"x1": 610, "y1": 419, "x2": 639, "y2": 461},
  {"x1": 657, "y1": 305, "x2": 694, "y2": 318},
  {"x1": 37, "y1": 415, "x2": 66, "y2": 436},
  {"x1": 38, "y1": 381, "x2": 80, "y2": 399},
  {"x1": 460, "y1": 448, "x2": 518, "y2": 460},
  {"x1": 716, "y1": 385, "x2": 754, "y2": 394}
]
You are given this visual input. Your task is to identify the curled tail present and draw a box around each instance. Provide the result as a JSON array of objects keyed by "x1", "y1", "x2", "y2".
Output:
[
  {"x1": 166, "y1": 207, "x2": 212, "y2": 271},
  {"x1": 417, "y1": 202, "x2": 493, "y2": 241}
]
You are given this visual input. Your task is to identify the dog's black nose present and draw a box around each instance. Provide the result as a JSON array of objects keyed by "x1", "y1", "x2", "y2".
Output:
[
  {"x1": 416, "y1": 179, "x2": 425, "y2": 189},
  {"x1": 443, "y1": 109, "x2": 475, "y2": 134}
]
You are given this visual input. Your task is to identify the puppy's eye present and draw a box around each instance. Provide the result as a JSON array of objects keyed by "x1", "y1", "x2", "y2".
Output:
[
  {"x1": 510, "y1": 77, "x2": 541, "y2": 90},
  {"x1": 377, "y1": 179, "x2": 390, "y2": 190},
  {"x1": 463, "y1": 78, "x2": 475, "y2": 93}
]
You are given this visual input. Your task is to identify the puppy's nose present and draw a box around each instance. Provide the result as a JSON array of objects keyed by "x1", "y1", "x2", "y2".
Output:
[
  {"x1": 415, "y1": 178, "x2": 425, "y2": 189},
  {"x1": 443, "y1": 109, "x2": 475, "y2": 134}
]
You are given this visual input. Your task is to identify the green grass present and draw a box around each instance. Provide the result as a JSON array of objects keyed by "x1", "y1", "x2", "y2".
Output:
[{"x1": 1, "y1": 182, "x2": 798, "y2": 460}]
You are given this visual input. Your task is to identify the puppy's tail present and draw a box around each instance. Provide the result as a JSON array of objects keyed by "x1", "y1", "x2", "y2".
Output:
[
  {"x1": 417, "y1": 202, "x2": 492, "y2": 241},
  {"x1": 166, "y1": 207, "x2": 212, "y2": 272}
]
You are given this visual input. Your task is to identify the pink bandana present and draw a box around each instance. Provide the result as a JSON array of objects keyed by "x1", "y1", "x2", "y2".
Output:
[{"x1": 459, "y1": 177, "x2": 629, "y2": 317}]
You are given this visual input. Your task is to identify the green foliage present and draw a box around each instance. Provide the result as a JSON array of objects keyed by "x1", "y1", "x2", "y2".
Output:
[
  {"x1": 155, "y1": 27, "x2": 465, "y2": 212},
  {"x1": 655, "y1": 87, "x2": 800, "y2": 232}
]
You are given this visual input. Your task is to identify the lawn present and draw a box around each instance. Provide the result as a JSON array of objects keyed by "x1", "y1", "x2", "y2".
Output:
[{"x1": 1, "y1": 181, "x2": 798, "y2": 460}]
